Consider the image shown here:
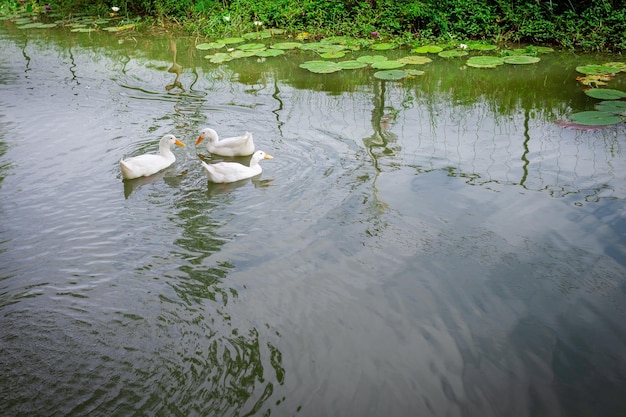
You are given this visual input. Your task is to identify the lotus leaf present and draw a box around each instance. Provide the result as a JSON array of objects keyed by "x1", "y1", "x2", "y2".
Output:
[
  {"x1": 356, "y1": 55, "x2": 388, "y2": 64},
  {"x1": 238, "y1": 43, "x2": 266, "y2": 51},
  {"x1": 336, "y1": 60, "x2": 368, "y2": 69},
  {"x1": 468, "y1": 43, "x2": 498, "y2": 51},
  {"x1": 405, "y1": 69, "x2": 425, "y2": 76},
  {"x1": 576, "y1": 65, "x2": 620, "y2": 75},
  {"x1": 413, "y1": 45, "x2": 443, "y2": 53},
  {"x1": 230, "y1": 50, "x2": 256, "y2": 59},
  {"x1": 271, "y1": 42, "x2": 302, "y2": 50},
  {"x1": 205, "y1": 53, "x2": 232, "y2": 63},
  {"x1": 243, "y1": 31, "x2": 272, "y2": 40},
  {"x1": 71, "y1": 27, "x2": 97, "y2": 32},
  {"x1": 216, "y1": 37, "x2": 245, "y2": 44},
  {"x1": 255, "y1": 49, "x2": 285, "y2": 57},
  {"x1": 19, "y1": 22, "x2": 57, "y2": 28},
  {"x1": 371, "y1": 60, "x2": 405, "y2": 69},
  {"x1": 374, "y1": 70, "x2": 407, "y2": 80},
  {"x1": 603, "y1": 62, "x2": 626, "y2": 72},
  {"x1": 584, "y1": 88, "x2": 626, "y2": 100},
  {"x1": 13, "y1": 18, "x2": 33, "y2": 25},
  {"x1": 299, "y1": 61, "x2": 342, "y2": 73},
  {"x1": 503, "y1": 55, "x2": 540, "y2": 65},
  {"x1": 595, "y1": 101, "x2": 626, "y2": 115},
  {"x1": 535, "y1": 46, "x2": 555, "y2": 53},
  {"x1": 467, "y1": 56, "x2": 504, "y2": 68},
  {"x1": 196, "y1": 42, "x2": 225, "y2": 50},
  {"x1": 270, "y1": 29, "x2": 285, "y2": 35},
  {"x1": 370, "y1": 43, "x2": 397, "y2": 51},
  {"x1": 300, "y1": 43, "x2": 345, "y2": 53},
  {"x1": 397, "y1": 56, "x2": 432, "y2": 65},
  {"x1": 568, "y1": 111, "x2": 622, "y2": 126},
  {"x1": 320, "y1": 51, "x2": 346, "y2": 59},
  {"x1": 438, "y1": 50, "x2": 468, "y2": 58}
]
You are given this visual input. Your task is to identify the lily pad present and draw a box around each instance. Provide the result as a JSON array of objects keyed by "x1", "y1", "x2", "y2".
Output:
[
  {"x1": 336, "y1": 60, "x2": 368, "y2": 69},
  {"x1": 229, "y1": 50, "x2": 256, "y2": 59},
  {"x1": 271, "y1": 42, "x2": 302, "y2": 50},
  {"x1": 204, "y1": 52, "x2": 233, "y2": 63},
  {"x1": 405, "y1": 69, "x2": 426, "y2": 76},
  {"x1": 584, "y1": 88, "x2": 626, "y2": 100},
  {"x1": 576, "y1": 65, "x2": 620, "y2": 75},
  {"x1": 438, "y1": 50, "x2": 468, "y2": 58},
  {"x1": 300, "y1": 42, "x2": 346, "y2": 53},
  {"x1": 71, "y1": 27, "x2": 97, "y2": 33},
  {"x1": 595, "y1": 101, "x2": 626, "y2": 115},
  {"x1": 255, "y1": 49, "x2": 285, "y2": 57},
  {"x1": 370, "y1": 43, "x2": 397, "y2": 51},
  {"x1": 468, "y1": 43, "x2": 498, "y2": 51},
  {"x1": 503, "y1": 55, "x2": 541, "y2": 65},
  {"x1": 603, "y1": 62, "x2": 626, "y2": 72},
  {"x1": 299, "y1": 61, "x2": 342, "y2": 73},
  {"x1": 196, "y1": 42, "x2": 225, "y2": 50},
  {"x1": 237, "y1": 43, "x2": 266, "y2": 51},
  {"x1": 374, "y1": 70, "x2": 407, "y2": 80},
  {"x1": 535, "y1": 46, "x2": 555, "y2": 53},
  {"x1": 371, "y1": 60, "x2": 405, "y2": 69},
  {"x1": 467, "y1": 56, "x2": 504, "y2": 68},
  {"x1": 413, "y1": 45, "x2": 443, "y2": 53},
  {"x1": 216, "y1": 37, "x2": 245, "y2": 44},
  {"x1": 242, "y1": 31, "x2": 272, "y2": 40},
  {"x1": 18, "y1": 22, "x2": 57, "y2": 29},
  {"x1": 356, "y1": 55, "x2": 388, "y2": 64},
  {"x1": 320, "y1": 51, "x2": 346, "y2": 59},
  {"x1": 568, "y1": 111, "x2": 622, "y2": 126},
  {"x1": 397, "y1": 56, "x2": 432, "y2": 65}
]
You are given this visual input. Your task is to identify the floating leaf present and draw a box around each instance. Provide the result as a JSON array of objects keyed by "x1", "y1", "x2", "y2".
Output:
[
  {"x1": 216, "y1": 37, "x2": 245, "y2": 44},
  {"x1": 18, "y1": 22, "x2": 57, "y2": 29},
  {"x1": 237, "y1": 43, "x2": 266, "y2": 51},
  {"x1": 336, "y1": 60, "x2": 368, "y2": 69},
  {"x1": 370, "y1": 43, "x2": 397, "y2": 51},
  {"x1": 299, "y1": 61, "x2": 341, "y2": 73},
  {"x1": 271, "y1": 42, "x2": 302, "y2": 50},
  {"x1": 255, "y1": 49, "x2": 285, "y2": 57},
  {"x1": 576, "y1": 65, "x2": 620, "y2": 75},
  {"x1": 438, "y1": 50, "x2": 468, "y2": 58},
  {"x1": 356, "y1": 55, "x2": 388, "y2": 64},
  {"x1": 204, "y1": 52, "x2": 232, "y2": 63},
  {"x1": 70, "y1": 27, "x2": 97, "y2": 33},
  {"x1": 413, "y1": 45, "x2": 443, "y2": 53},
  {"x1": 230, "y1": 50, "x2": 256, "y2": 59},
  {"x1": 595, "y1": 101, "x2": 626, "y2": 115},
  {"x1": 467, "y1": 56, "x2": 504, "y2": 68},
  {"x1": 576, "y1": 74, "x2": 612, "y2": 87},
  {"x1": 300, "y1": 42, "x2": 345, "y2": 53},
  {"x1": 468, "y1": 43, "x2": 498, "y2": 51},
  {"x1": 584, "y1": 88, "x2": 626, "y2": 100},
  {"x1": 196, "y1": 42, "x2": 225, "y2": 50},
  {"x1": 568, "y1": 111, "x2": 622, "y2": 126},
  {"x1": 371, "y1": 60, "x2": 405, "y2": 69},
  {"x1": 405, "y1": 69, "x2": 425, "y2": 76},
  {"x1": 603, "y1": 62, "x2": 626, "y2": 72},
  {"x1": 320, "y1": 51, "x2": 346, "y2": 59},
  {"x1": 374, "y1": 70, "x2": 407, "y2": 80},
  {"x1": 503, "y1": 55, "x2": 540, "y2": 65},
  {"x1": 397, "y1": 55, "x2": 432, "y2": 65},
  {"x1": 535, "y1": 46, "x2": 555, "y2": 53},
  {"x1": 242, "y1": 31, "x2": 272, "y2": 40}
]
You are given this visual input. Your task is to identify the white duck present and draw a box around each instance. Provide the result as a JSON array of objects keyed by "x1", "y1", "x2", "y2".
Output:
[
  {"x1": 119, "y1": 134, "x2": 185, "y2": 180},
  {"x1": 201, "y1": 150, "x2": 273, "y2": 183},
  {"x1": 196, "y1": 127, "x2": 255, "y2": 156}
]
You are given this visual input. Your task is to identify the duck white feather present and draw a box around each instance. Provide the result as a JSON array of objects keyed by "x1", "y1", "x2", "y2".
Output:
[
  {"x1": 201, "y1": 150, "x2": 273, "y2": 183},
  {"x1": 119, "y1": 134, "x2": 185, "y2": 180},
  {"x1": 196, "y1": 127, "x2": 255, "y2": 156}
]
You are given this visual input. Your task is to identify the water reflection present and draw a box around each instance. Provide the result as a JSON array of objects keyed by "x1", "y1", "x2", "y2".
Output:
[{"x1": 0, "y1": 26, "x2": 625, "y2": 417}]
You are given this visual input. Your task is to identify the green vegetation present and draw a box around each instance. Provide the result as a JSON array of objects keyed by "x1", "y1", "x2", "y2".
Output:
[{"x1": 1, "y1": 0, "x2": 625, "y2": 51}]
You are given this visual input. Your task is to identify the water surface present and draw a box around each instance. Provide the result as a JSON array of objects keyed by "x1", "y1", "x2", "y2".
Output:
[{"x1": 1, "y1": 24, "x2": 625, "y2": 417}]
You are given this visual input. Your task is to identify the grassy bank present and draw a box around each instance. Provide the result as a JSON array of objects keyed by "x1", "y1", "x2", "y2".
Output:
[{"x1": 1, "y1": 0, "x2": 625, "y2": 52}]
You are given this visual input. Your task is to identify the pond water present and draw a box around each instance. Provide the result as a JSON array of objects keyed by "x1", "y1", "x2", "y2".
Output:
[{"x1": 1, "y1": 22, "x2": 626, "y2": 417}]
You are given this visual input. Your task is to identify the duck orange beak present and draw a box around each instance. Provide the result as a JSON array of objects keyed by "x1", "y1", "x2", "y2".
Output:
[
  {"x1": 195, "y1": 136, "x2": 204, "y2": 145},
  {"x1": 264, "y1": 154, "x2": 274, "y2": 159},
  {"x1": 175, "y1": 139, "x2": 186, "y2": 147}
]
